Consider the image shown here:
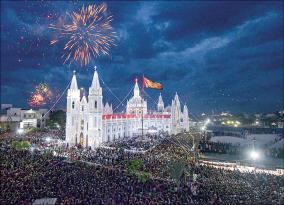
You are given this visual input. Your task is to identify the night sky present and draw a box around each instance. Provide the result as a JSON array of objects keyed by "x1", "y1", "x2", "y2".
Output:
[{"x1": 1, "y1": 1, "x2": 283, "y2": 114}]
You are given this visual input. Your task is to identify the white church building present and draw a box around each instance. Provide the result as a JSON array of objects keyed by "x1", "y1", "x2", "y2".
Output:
[{"x1": 66, "y1": 68, "x2": 189, "y2": 149}]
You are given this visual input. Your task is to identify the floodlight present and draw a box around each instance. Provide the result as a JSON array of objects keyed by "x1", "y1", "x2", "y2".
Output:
[{"x1": 250, "y1": 150, "x2": 259, "y2": 160}]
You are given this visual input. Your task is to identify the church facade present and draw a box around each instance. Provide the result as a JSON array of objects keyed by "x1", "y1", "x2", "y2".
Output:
[{"x1": 66, "y1": 69, "x2": 189, "y2": 149}]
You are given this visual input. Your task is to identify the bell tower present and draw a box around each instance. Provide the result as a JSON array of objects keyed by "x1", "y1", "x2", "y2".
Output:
[
  {"x1": 66, "y1": 71, "x2": 80, "y2": 146},
  {"x1": 171, "y1": 92, "x2": 182, "y2": 135},
  {"x1": 88, "y1": 66, "x2": 103, "y2": 148}
]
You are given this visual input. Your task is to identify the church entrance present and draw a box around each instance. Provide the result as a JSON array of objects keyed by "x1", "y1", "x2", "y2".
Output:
[{"x1": 79, "y1": 132, "x2": 84, "y2": 146}]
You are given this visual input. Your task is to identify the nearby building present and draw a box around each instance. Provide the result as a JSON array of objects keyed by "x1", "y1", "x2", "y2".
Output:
[
  {"x1": 66, "y1": 69, "x2": 189, "y2": 149},
  {"x1": 0, "y1": 104, "x2": 49, "y2": 132}
]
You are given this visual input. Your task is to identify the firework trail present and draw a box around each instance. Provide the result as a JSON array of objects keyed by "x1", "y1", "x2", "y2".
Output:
[{"x1": 49, "y1": 3, "x2": 116, "y2": 66}]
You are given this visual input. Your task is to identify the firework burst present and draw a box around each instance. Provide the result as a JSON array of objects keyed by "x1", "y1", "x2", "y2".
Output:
[
  {"x1": 28, "y1": 83, "x2": 53, "y2": 107},
  {"x1": 49, "y1": 3, "x2": 116, "y2": 66}
]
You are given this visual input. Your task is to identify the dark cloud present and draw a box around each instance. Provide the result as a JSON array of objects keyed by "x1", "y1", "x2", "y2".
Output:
[{"x1": 0, "y1": 1, "x2": 283, "y2": 114}]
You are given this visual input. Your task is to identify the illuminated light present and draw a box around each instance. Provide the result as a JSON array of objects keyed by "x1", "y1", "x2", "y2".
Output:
[
  {"x1": 205, "y1": 119, "x2": 211, "y2": 124},
  {"x1": 200, "y1": 126, "x2": 206, "y2": 131},
  {"x1": 17, "y1": 129, "x2": 24, "y2": 134},
  {"x1": 221, "y1": 122, "x2": 225, "y2": 125},
  {"x1": 45, "y1": 137, "x2": 51, "y2": 142},
  {"x1": 250, "y1": 151, "x2": 259, "y2": 160}
]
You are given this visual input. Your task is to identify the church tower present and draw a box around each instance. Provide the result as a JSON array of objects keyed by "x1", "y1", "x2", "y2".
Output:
[
  {"x1": 66, "y1": 71, "x2": 80, "y2": 146},
  {"x1": 88, "y1": 67, "x2": 103, "y2": 148},
  {"x1": 171, "y1": 92, "x2": 182, "y2": 135},
  {"x1": 126, "y1": 78, "x2": 147, "y2": 116},
  {"x1": 157, "y1": 93, "x2": 164, "y2": 113},
  {"x1": 183, "y1": 104, "x2": 189, "y2": 132}
]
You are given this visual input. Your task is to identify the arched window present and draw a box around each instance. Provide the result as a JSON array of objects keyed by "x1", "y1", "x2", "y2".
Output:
[
  {"x1": 81, "y1": 120, "x2": 84, "y2": 130},
  {"x1": 72, "y1": 101, "x2": 75, "y2": 109},
  {"x1": 82, "y1": 106, "x2": 84, "y2": 111},
  {"x1": 94, "y1": 101, "x2": 97, "y2": 109}
]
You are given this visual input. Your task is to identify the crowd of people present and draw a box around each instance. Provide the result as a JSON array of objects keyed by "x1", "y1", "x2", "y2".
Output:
[
  {"x1": 106, "y1": 134, "x2": 163, "y2": 152},
  {"x1": 1, "y1": 148, "x2": 196, "y2": 205},
  {"x1": 1, "y1": 130, "x2": 284, "y2": 204}
]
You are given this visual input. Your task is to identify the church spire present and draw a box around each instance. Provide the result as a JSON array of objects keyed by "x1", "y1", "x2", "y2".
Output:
[
  {"x1": 70, "y1": 70, "x2": 78, "y2": 90},
  {"x1": 134, "y1": 78, "x2": 140, "y2": 97},
  {"x1": 89, "y1": 66, "x2": 102, "y2": 95},
  {"x1": 174, "y1": 92, "x2": 181, "y2": 106},
  {"x1": 183, "y1": 103, "x2": 189, "y2": 132},
  {"x1": 183, "y1": 104, "x2": 188, "y2": 115},
  {"x1": 157, "y1": 93, "x2": 164, "y2": 112},
  {"x1": 158, "y1": 93, "x2": 163, "y2": 102},
  {"x1": 90, "y1": 66, "x2": 101, "y2": 90}
]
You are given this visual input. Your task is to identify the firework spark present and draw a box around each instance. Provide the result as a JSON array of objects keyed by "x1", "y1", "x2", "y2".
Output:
[
  {"x1": 49, "y1": 4, "x2": 116, "y2": 66},
  {"x1": 28, "y1": 83, "x2": 53, "y2": 107}
]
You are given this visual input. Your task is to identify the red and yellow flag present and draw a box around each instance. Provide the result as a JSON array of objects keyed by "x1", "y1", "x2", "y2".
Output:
[{"x1": 143, "y1": 77, "x2": 163, "y2": 90}]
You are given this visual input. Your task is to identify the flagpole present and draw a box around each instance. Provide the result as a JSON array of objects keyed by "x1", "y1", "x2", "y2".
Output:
[{"x1": 141, "y1": 74, "x2": 144, "y2": 139}]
